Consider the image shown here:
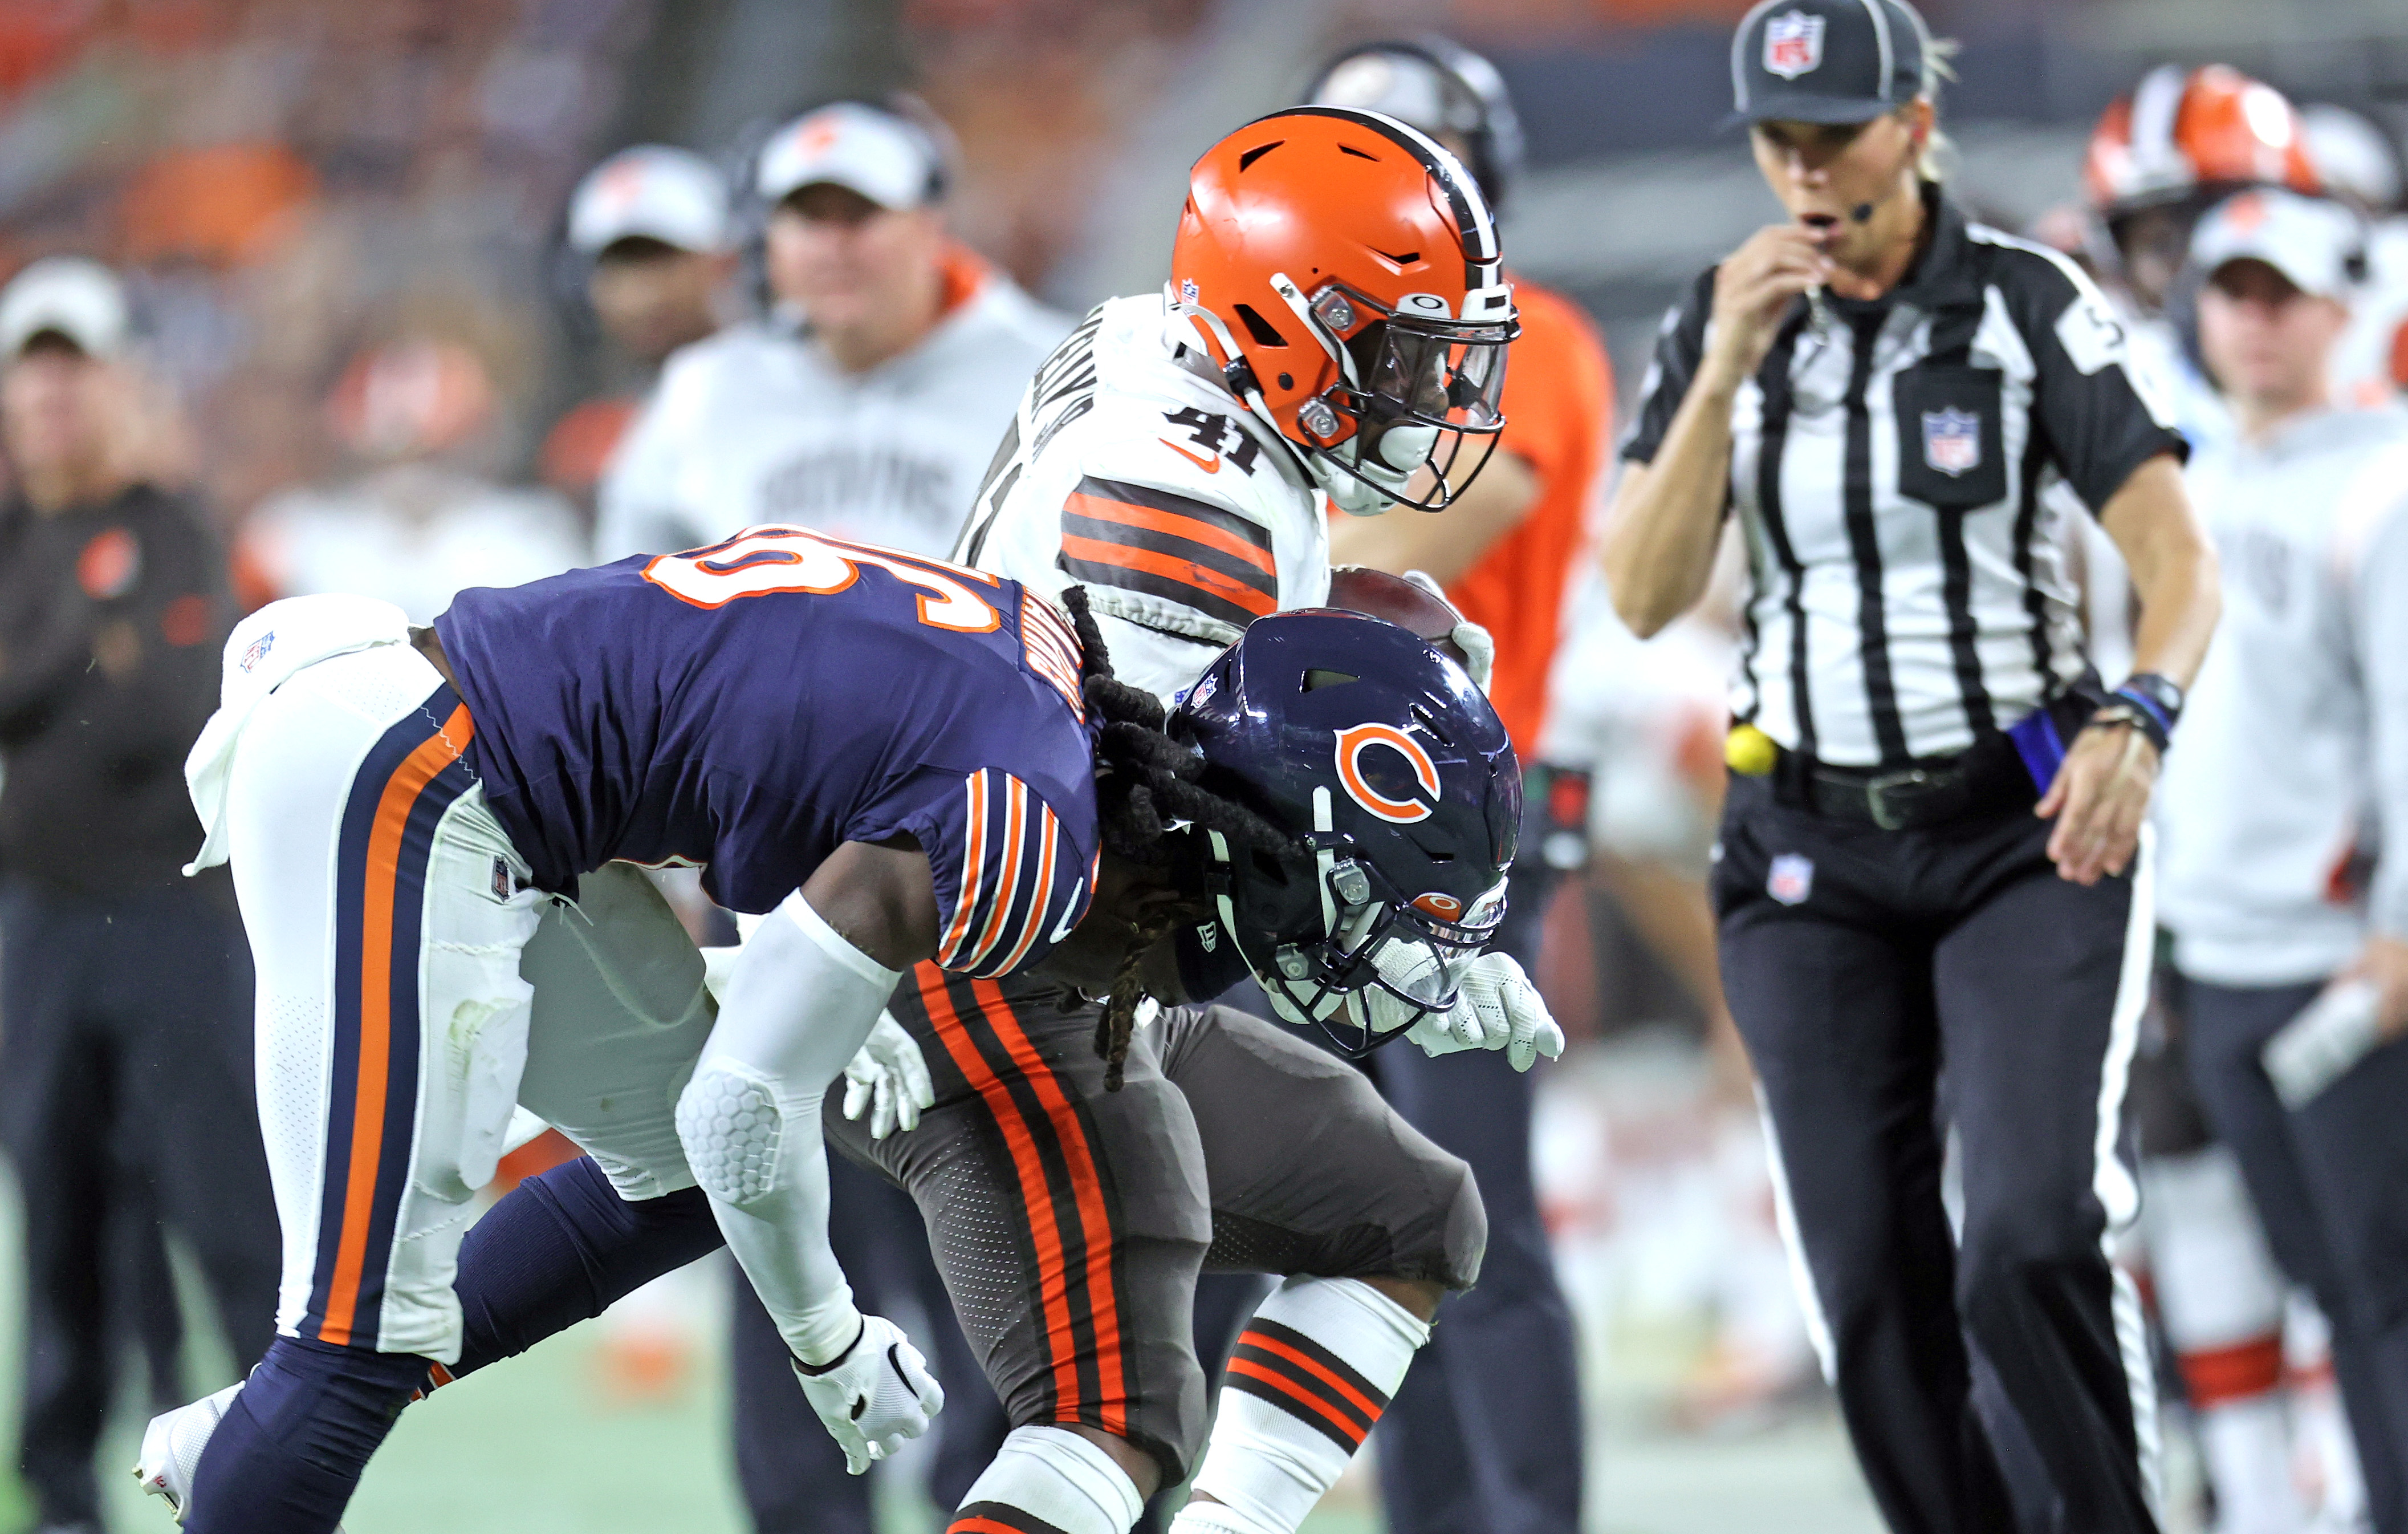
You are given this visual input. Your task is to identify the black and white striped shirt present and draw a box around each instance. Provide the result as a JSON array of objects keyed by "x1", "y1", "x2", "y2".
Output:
[{"x1": 1624, "y1": 190, "x2": 2185, "y2": 768}]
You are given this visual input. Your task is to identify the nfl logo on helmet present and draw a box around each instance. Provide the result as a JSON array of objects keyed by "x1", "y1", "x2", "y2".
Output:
[
  {"x1": 1763, "y1": 10, "x2": 1824, "y2": 79},
  {"x1": 1922, "y1": 408, "x2": 1982, "y2": 477}
]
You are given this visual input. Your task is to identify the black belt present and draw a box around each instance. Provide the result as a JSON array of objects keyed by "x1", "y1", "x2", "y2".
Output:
[{"x1": 1769, "y1": 733, "x2": 2037, "y2": 831}]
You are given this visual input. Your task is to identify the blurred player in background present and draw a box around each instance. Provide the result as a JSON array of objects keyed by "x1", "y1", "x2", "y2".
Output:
[
  {"x1": 2083, "y1": 64, "x2": 2326, "y2": 452},
  {"x1": 2080, "y1": 72, "x2": 2341, "y2": 1527},
  {"x1": 539, "y1": 145, "x2": 737, "y2": 516},
  {"x1": 0, "y1": 257, "x2": 278, "y2": 1534},
  {"x1": 236, "y1": 336, "x2": 585, "y2": 623},
  {"x1": 2155, "y1": 188, "x2": 2408, "y2": 1534},
  {"x1": 1297, "y1": 37, "x2": 1600, "y2": 1534},
  {"x1": 596, "y1": 98, "x2": 1069, "y2": 563}
]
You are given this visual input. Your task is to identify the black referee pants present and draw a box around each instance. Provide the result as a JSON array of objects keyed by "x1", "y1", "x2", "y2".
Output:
[
  {"x1": 2182, "y1": 976, "x2": 2408, "y2": 1534},
  {"x1": 1713, "y1": 774, "x2": 2154, "y2": 1534}
]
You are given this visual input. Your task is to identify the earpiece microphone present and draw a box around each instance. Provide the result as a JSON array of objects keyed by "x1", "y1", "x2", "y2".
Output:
[{"x1": 1850, "y1": 201, "x2": 1876, "y2": 222}]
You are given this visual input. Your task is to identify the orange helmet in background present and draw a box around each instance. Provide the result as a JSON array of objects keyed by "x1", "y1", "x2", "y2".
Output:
[
  {"x1": 1169, "y1": 107, "x2": 1518, "y2": 516},
  {"x1": 2084, "y1": 64, "x2": 2321, "y2": 220}
]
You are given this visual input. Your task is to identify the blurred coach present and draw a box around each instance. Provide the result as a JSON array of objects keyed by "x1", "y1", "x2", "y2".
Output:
[
  {"x1": 592, "y1": 99, "x2": 1068, "y2": 1534},
  {"x1": 1307, "y1": 38, "x2": 1603, "y2": 1534},
  {"x1": 596, "y1": 99, "x2": 1069, "y2": 563},
  {"x1": 1601, "y1": 3, "x2": 2219, "y2": 1531},
  {"x1": 0, "y1": 258, "x2": 276, "y2": 1534},
  {"x1": 2155, "y1": 189, "x2": 2408, "y2": 1534}
]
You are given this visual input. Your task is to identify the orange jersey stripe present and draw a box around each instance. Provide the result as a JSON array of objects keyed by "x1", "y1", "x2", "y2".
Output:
[
  {"x1": 1063, "y1": 490, "x2": 1276, "y2": 577},
  {"x1": 970, "y1": 979, "x2": 1127, "y2": 1434},
  {"x1": 938, "y1": 772, "x2": 990, "y2": 965},
  {"x1": 1225, "y1": 1357, "x2": 1366, "y2": 1445},
  {"x1": 918, "y1": 969, "x2": 1084, "y2": 1418},
  {"x1": 319, "y1": 704, "x2": 472, "y2": 1346},
  {"x1": 967, "y1": 777, "x2": 1028, "y2": 967},
  {"x1": 1239, "y1": 1329, "x2": 1385, "y2": 1422},
  {"x1": 1057, "y1": 534, "x2": 1278, "y2": 619}
]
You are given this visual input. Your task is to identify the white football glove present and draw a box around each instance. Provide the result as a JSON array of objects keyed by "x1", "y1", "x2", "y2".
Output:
[
  {"x1": 1400, "y1": 568, "x2": 1494, "y2": 692},
  {"x1": 1396, "y1": 952, "x2": 1564, "y2": 1072},
  {"x1": 791, "y1": 1313, "x2": 946, "y2": 1475},
  {"x1": 840, "y1": 1011, "x2": 937, "y2": 1139}
]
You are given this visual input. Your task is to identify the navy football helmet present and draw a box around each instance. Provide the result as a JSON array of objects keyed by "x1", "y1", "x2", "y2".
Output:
[{"x1": 1172, "y1": 608, "x2": 1521, "y2": 1054}]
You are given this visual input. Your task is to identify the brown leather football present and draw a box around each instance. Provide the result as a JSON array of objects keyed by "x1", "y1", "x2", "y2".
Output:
[{"x1": 1324, "y1": 565, "x2": 1469, "y2": 664}]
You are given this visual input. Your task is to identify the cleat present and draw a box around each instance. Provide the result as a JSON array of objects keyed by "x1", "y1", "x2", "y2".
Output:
[{"x1": 134, "y1": 1384, "x2": 238, "y2": 1527}]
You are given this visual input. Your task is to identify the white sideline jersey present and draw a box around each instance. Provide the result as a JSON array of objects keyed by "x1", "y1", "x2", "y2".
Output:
[
  {"x1": 951, "y1": 292, "x2": 1333, "y2": 700},
  {"x1": 599, "y1": 263, "x2": 1072, "y2": 561},
  {"x1": 2155, "y1": 406, "x2": 2408, "y2": 985}
]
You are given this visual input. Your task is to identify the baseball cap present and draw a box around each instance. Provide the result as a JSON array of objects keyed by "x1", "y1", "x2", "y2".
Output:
[
  {"x1": 0, "y1": 257, "x2": 129, "y2": 360},
  {"x1": 1728, "y1": 0, "x2": 1931, "y2": 128},
  {"x1": 756, "y1": 102, "x2": 946, "y2": 212},
  {"x1": 2190, "y1": 188, "x2": 2365, "y2": 301},
  {"x1": 569, "y1": 145, "x2": 730, "y2": 255}
]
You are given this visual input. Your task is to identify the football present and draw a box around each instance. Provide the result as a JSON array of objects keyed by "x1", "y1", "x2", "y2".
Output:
[{"x1": 1325, "y1": 566, "x2": 1469, "y2": 664}]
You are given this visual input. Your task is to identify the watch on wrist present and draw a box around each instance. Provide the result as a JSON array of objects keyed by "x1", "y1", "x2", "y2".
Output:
[{"x1": 2116, "y1": 672, "x2": 2183, "y2": 734}]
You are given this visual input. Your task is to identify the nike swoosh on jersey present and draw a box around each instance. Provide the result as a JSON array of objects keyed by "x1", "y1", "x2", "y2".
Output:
[{"x1": 1159, "y1": 438, "x2": 1220, "y2": 473}]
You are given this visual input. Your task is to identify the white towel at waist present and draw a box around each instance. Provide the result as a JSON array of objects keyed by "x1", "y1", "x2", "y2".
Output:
[{"x1": 182, "y1": 594, "x2": 413, "y2": 875}]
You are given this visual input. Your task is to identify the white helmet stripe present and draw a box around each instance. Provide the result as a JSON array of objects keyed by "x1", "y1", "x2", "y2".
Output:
[{"x1": 2131, "y1": 64, "x2": 2189, "y2": 181}]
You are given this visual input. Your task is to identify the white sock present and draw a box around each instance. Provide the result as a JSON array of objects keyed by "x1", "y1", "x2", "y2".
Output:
[
  {"x1": 953, "y1": 1425, "x2": 1144, "y2": 1534},
  {"x1": 1174, "y1": 1277, "x2": 1431, "y2": 1534},
  {"x1": 2197, "y1": 1394, "x2": 2307, "y2": 1534}
]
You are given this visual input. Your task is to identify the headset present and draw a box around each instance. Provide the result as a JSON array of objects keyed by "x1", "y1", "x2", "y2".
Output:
[{"x1": 1305, "y1": 36, "x2": 1526, "y2": 213}]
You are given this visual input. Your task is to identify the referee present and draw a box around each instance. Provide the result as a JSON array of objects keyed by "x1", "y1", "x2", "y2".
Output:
[{"x1": 1601, "y1": 3, "x2": 2220, "y2": 1531}]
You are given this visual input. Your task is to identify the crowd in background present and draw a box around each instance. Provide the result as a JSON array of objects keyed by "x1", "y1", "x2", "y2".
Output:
[{"x1": 0, "y1": 1, "x2": 2406, "y2": 1533}]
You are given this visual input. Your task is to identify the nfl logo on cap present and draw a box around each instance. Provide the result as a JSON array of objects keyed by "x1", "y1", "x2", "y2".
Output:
[
  {"x1": 1922, "y1": 408, "x2": 1981, "y2": 477},
  {"x1": 1767, "y1": 853, "x2": 1814, "y2": 907},
  {"x1": 1763, "y1": 10, "x2": 1825, "y2": 79}
]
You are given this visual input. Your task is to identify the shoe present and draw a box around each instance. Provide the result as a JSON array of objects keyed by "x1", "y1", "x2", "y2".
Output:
[
  {"x1": 135, "y1": 1380, "x2": 350, "y2": 1531},
  {"x1": 134, "y1": 1383, "x2": 240, "y2": 1525}
]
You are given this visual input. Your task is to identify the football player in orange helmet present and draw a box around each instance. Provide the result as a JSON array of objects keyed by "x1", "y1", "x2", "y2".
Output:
[
  {"x1": 957, "y1": 106, "x2": 1519, "y2": 702},
  {"x1": 1166, "y1": 108, "x2": 1519, "y2": 517},
  {"x1": 2085, "y1": 64, "x2": 2322, "y2": 315}
]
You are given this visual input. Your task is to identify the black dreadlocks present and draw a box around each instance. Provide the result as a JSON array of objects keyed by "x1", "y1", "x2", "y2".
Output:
[{"x1": 1060, "y1": 585, "x2": 1302, "y2": 1089}]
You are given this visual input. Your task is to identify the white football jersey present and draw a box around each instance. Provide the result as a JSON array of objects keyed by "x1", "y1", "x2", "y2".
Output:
[
  {"x1": 951, "y1": 292, "x2": 1332, "y2": 700},
  {"x1": 598, "y1": 267, "x2": 1071, "y2": 562}
]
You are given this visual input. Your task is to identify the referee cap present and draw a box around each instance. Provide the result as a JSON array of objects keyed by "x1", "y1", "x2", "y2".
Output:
[
  {"x1": 1728, "y1": 0, "x2": 1931, "y2": 128},
  {"x1": 0, "y1": 256, "x2": 129, "y2": 360},
  {"x1": 569, "y1": 146, "x2": 730, "y2": 255},
  {"x1": 2190, "y1": 188, "x2": 2366, "y2": 301},
  {"x1": 756, "y1": 102, "x2": 946, "y2": 212}
]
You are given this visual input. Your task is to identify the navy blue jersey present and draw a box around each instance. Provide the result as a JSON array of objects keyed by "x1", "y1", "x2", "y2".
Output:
[{"x1": 435, "y1": 525, "x2": 1098, "y2": 978}]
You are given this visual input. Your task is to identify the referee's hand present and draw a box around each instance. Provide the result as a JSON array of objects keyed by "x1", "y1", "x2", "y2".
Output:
[
  {"x1": 2035, "y1": 723, "x2": 2159, "y2": 885},
  {"x1": 1705, "y1": 226, "x2": 1835, "y2": 380}
]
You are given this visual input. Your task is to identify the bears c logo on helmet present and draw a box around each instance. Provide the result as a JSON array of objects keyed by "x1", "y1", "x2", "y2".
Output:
[{"x1": 1334, "y1": 721, "x2": 1439, "y2": 823}]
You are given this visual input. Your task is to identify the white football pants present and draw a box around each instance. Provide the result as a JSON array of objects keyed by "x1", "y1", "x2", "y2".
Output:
[{"x1": 224, "y1": 640, "x2": 714, "y2": 1362}]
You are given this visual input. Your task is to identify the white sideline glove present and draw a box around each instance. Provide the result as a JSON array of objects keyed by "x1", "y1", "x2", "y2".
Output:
[
  {"x1": 792, "y1": 1313, "x2": 946, "y2": 1475},
  {"x1": 1397, "y1": 952, "x2": 1564, "y2": 1072},
  {"x1": 1401, "y1": 568, "x2": 1494, "y2": 692},
  {"x1": 840, "y1": 1012, "x2": 937, "y2": 1139}
]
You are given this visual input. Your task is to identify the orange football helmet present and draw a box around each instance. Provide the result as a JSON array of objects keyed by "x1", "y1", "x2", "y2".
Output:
[
  {"x1": 2084, "y1": 64, "x2": 2321, "y2": 219},
  {"x1": 1169, "y1": 107, "x2": 1517, "y2": 516}
]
